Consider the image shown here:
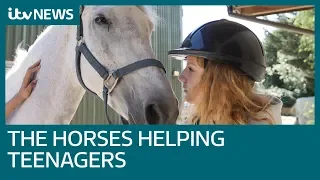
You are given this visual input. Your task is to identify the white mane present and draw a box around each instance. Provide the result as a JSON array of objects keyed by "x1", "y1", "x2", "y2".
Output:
[
  {"x1": 6, "y1": 26, "x2": 50, "y2": 78},
  {"x1": 137, "y1": 6, "x2": 160, "y2": 27}
]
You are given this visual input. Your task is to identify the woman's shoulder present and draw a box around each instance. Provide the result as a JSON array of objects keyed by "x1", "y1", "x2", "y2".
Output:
[{"x1": 248, "y1": 95, "x2": 283, "y2": 125}]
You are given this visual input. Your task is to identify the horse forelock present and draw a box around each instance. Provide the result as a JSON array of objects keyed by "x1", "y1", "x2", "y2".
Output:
[{"x1": 136, "y1": 6, "x2": 160, "y2": 27}]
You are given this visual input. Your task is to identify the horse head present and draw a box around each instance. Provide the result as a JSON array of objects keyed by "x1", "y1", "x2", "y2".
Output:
[{"x1": 73, "y1": 6, "x2": 179, "y2": 124}]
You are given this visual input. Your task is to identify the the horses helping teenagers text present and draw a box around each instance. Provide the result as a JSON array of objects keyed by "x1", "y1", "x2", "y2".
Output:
[{"x1": 6, "y1": 6, "x2": 179, "y2": 124}]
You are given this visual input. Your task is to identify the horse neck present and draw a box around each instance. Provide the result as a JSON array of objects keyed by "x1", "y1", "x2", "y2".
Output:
[{"x1": 6, "y1": 25, "x2": 86, "y2": 124}]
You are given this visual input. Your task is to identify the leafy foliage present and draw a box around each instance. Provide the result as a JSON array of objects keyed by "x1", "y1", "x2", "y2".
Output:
[{"x1": 261, "y1": 9, "x2": 314, "y2": 107}]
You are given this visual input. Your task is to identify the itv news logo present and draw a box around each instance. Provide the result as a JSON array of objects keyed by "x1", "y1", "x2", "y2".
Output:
[{"x1": 8, "y1": 7, "x2": 74, "y2": 20}]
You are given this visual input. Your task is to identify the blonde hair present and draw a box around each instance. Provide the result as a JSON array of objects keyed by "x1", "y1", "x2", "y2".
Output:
[{"x1": 187, "y1": 57, "x2": 275, "y2": 125}]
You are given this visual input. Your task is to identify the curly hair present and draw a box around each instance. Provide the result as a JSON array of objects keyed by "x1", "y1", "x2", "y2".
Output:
[{"x1": 186, "y1": 57, "x2": 275, "y2": 125}]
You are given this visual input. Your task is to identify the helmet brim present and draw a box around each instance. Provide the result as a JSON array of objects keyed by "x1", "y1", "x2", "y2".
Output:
[
  {"x1": 168, "y1": 48, "x2": 218, "y2": 61},
  {"x1": 168, "y1": 48, "x2": 241, "y2": 65}
]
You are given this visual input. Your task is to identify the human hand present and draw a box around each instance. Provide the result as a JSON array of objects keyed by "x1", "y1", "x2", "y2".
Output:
[{"x1": 17, "y1": 60, "x2": 41, "y2": 101}]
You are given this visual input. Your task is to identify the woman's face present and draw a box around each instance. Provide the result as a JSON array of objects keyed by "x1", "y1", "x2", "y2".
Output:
[{"x1": 178, "y1": 56, "x2": 205, "y2": 104}]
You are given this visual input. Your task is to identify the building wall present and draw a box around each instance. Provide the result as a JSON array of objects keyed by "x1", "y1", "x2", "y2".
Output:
[
  {"x1": 152, "y1": 6, "x2": 183, "y2": 104},
  {"x1": 5, "y1": 6, "x2": 183, "y2": 124}
]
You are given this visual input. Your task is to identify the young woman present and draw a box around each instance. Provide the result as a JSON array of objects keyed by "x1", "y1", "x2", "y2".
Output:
[
  {"x1": 168, "y1": 19, "x2": 282, "y2": 125},
  {"x1": 6, "y1": 60, "x2": 41, "y2": 118}
]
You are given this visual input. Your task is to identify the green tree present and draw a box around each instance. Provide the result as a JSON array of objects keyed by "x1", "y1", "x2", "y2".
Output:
[{"x1": 261, "y1": 9, "x2": 314, "y2": 107}]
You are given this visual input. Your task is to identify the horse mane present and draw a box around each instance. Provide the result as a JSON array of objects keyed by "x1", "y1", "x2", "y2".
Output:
[
  {"x1": 6, "y1": 26, "x2": 50, "y2": 78},
  {"x1": 6, "y1": 44, "x2": 28, "y2": 79},
  {"x1": 137, "y1": 6, "x2": 161, "y2": 28}
]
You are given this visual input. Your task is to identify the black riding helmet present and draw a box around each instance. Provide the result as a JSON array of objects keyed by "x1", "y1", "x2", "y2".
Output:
[{"x1": 168, "y1": 19, "x2": 266, "y2": 82}]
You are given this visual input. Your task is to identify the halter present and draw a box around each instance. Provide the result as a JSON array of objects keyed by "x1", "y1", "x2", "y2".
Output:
[{"x1": 75, "y1": 5, "x2": 166, "y2": 124}]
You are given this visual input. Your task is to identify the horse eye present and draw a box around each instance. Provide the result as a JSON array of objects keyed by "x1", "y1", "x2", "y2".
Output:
[{"x1": 94, "y1": 15, "x2": 110, "y2": 25}]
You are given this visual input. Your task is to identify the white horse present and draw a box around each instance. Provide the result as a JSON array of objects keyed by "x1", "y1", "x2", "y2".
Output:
[{"x1": 5, "y1": 6, "x2": 179, "y2": 124}]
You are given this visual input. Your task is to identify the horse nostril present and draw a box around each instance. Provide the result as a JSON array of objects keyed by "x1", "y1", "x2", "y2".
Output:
[{"x1": 145, "y1": 104, "x2": 161, "y2": 124}]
